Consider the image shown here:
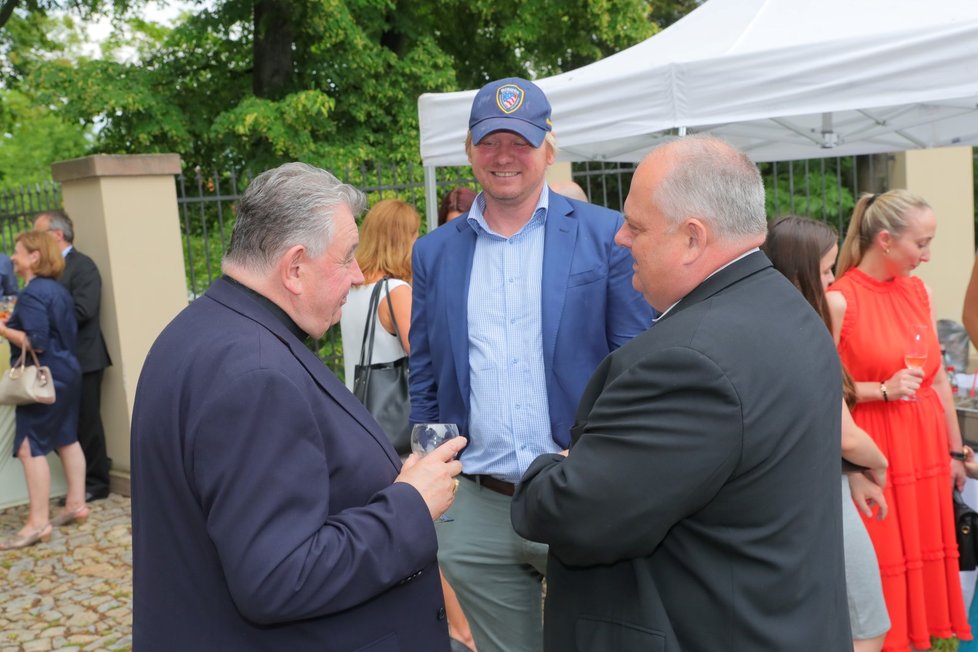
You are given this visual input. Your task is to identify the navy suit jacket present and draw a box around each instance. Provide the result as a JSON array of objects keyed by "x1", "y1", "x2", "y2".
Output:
[
  {"x1": 0, "y1": 254, "x2": 17, "y2": 296},
  {"x1": 131, "y1": 278, "x2": 450, "y2": 651},
  {"x1": 410, "y1": 191, "x2": 652, "y2": 448}
]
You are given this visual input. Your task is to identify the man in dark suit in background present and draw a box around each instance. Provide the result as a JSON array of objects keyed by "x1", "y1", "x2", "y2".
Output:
[
  {"x1": 130, "y1": 162, "x2": 465, "y2": 650},
  {"x1": 35, "y1": 210, "x2": 112, "y2": 501},
  {"x1": 511, "y1": 136, "x2": 851, "y2": 651}
]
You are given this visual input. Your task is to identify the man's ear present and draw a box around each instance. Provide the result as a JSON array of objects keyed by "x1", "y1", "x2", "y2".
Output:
[
  {"x1": 682, "y1": 217, "x2": 709, "y2": 262},
  {"x1": 280, "y1": 244, "x2": 307, "y2": 296}
]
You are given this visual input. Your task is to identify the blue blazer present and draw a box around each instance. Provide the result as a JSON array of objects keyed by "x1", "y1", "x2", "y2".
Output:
[
  {"x1": 131, "y1": 278, "x2": 450, "y2": 651},
  {"x1": 410, "y1": 192, "x2": 652, "y2": 448}
]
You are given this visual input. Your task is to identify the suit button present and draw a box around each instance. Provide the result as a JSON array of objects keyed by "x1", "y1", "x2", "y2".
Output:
[{"x1": 437, "y1": 607, "x2": 446, "y2": 620}]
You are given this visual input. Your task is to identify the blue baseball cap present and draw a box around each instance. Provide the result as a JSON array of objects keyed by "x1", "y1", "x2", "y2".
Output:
[{"x1": 468, "y1": 77, "x2": 553, "y2": 148}]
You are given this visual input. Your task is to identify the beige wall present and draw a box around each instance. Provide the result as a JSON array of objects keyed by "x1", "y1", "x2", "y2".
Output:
[
  {"x1": 546, "y1": 161, "x2": 573, "y2": 184},
  {"x1": 52, "y1": 155, "x2": 187, "y2": 488},
  {"x1": 890, "y1": 147, "x2": 975, "y2": 324}
]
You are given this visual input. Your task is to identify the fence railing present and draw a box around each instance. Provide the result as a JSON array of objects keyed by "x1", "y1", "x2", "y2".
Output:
[
  {"x1": 0, "y1": 181, "x2": 62, "y2": 251},
  {"x1": 176, "y1": 164, "x2": 481, "y2": 376}
]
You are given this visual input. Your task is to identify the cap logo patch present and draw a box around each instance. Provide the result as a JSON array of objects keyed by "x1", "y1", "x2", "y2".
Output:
[{"x1": 496, "y1": 84, "x2": 525, "y2": 114}]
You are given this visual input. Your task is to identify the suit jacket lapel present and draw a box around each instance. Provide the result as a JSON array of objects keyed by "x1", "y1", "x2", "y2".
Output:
[
  {"x1": 206, "y1": 278, "x2": 401, "y2": 469},
  {"x1": 446, "y1": 219, "x2": 478, "y2": 412},
  {"x1": 541, "y1": 195, "x2": 577, "y2": 375},
  {"x1": 659, "y1": 250, "x2": 772, "y2": 322}
]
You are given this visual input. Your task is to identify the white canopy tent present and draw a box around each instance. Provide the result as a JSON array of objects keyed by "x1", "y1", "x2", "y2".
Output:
[{"x1": 417, "y1": 0, "x2": 978, "y2": 225}]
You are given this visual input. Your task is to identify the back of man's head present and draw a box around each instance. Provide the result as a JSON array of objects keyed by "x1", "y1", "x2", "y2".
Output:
[
  {"x1": 225, "y1": 162, "x2": 365, "y2": 273},
  {"x1": 36, "y1": 209, "x2": 75, "y2": 244},
  {"x1": 653, "y1": 136, "x2": 766, "y2": 242},
  {"x1": 551, "y1": 180, "x2": 589, "y2": 203}
]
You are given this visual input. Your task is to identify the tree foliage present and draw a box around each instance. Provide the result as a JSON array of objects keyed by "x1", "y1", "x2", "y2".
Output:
[
  {"x1": 5, "y1": 0, "x2": 663, "y2": 176},
  {"x1": 0, "y1": 88, "x2": 90, "y2": 185}
]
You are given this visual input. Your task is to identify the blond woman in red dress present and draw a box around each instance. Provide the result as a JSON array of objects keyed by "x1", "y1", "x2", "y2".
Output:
[{"x1": 827, "y1": 190, "x2": 971, "y2": 651}]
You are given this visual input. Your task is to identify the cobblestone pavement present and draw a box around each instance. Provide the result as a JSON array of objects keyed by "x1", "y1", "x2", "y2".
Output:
[{"x1": 0, "y1": 495, "x2": 132, "y2": 651}]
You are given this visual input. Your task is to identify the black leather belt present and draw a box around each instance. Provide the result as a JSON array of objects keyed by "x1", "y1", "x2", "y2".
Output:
[{"x1": 461, "y1": 473, "x2": 515, "y2": 497}]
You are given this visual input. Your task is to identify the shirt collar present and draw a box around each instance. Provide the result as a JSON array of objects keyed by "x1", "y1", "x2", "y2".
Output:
[
  {"x1": 466, "y1": 185, "x2": 549, "y2": 237},
  {"x1": 222, "y1": 274, "x2": 308, "y2": 341},
  {"x1": 62, "y1": 245, "x2": 73, "y2": 258}
]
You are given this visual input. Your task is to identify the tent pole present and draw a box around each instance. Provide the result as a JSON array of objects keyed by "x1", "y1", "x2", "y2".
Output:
[{"x1": 424, "y1": 166, "x2": 438, "y2": 232}]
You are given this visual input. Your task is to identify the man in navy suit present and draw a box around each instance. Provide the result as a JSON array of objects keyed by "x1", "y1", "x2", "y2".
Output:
[
  {"x1": 131, "y1": 162, "x2": 465, "y2": 650},
  {"x1": 410, "y1": 77, "x2": 652, "y2": 652}
]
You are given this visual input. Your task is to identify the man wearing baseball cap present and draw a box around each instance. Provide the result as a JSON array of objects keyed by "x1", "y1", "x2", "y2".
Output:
[{"x1": 409, "y1": 77, "x2": 652, "y2": 652}]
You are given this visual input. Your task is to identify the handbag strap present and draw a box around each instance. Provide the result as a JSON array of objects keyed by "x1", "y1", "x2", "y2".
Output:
[
  {"x1": 357, "y1": 280, "x2": 385, "y2": 367},
  {"x1": 10, "y1": 342, "x2": 27, "y2": 370},
  {"x1": 382, "y1": 277, "x2": 403, "y2": 344}
]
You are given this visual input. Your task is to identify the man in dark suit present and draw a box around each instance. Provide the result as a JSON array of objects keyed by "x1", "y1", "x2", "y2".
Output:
[
  {"x1": 130, "y1": 162, "x2": 465, "y2": 650},
  {"x1": 411, "y1": 77, "x2": 652, "y2": 652},
  {"x1": 34, "y1": 210, "x2": 112, "y2": 501},
  {"x1": 511, "y1": 136, "x2": 851, "y2": 651}
]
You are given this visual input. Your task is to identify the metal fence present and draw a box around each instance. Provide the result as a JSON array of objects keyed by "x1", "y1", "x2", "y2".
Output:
[
  {"x1": 0, "y1": 181, "x2": 62, "y2": 250},
  {"x1": 176, "y1": 164, "x2": 480, "y2": 376}
]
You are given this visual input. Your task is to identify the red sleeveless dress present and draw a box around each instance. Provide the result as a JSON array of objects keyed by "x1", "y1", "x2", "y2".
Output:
[{"x1": 832, "y1": 267, "x2": 970, "y2": 651}]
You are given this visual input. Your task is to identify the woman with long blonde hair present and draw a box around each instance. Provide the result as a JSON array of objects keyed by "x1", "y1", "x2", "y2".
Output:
[{"x1": 827, "y1": 191, "x2": 971, "y2": 651}]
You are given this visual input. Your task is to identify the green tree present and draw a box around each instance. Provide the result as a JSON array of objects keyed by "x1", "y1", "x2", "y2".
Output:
[
  {"x1": 0, "y1": 88, "x2": 90, "y2": 185},
  {"x1": 21, "y1": 0, "x2": 660, "y2": 173},
  {"x1": 760, "y1": 158, "x2": 857, "y2": 231}
]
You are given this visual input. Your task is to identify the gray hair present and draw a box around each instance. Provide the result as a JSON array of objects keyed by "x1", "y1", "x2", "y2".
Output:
[
  {"x1": 225, "y1": 162, "x2": 366, "y2": 272},
  {"x1": 36, "y1": 209, "x2": 75, "y2": 243},
  {"x1": 652, "y1": 135, "x2": 766, "y2": 240}
]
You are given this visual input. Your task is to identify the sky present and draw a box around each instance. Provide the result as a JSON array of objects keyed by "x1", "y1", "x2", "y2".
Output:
[{"x1": 80, "y1": 1, "x2": 198, "y2": 58}]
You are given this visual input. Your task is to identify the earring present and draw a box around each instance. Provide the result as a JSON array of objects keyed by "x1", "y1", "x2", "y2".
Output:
[{"x1": 884, "y1": 248, "x2": 890, "y2": 255}]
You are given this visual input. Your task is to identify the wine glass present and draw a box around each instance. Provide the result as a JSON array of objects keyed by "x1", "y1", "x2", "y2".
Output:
[
  {"x1": 903, "y1": 324, "x2": 928, "y2": 402},
  {"x1": 410, "y1": 423, "x2": 460, "y2": 522}
]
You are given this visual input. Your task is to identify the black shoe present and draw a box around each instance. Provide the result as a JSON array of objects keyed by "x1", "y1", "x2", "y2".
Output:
[
  {"x1": 85, "y1": 489, "x2": 110, "y2": 502},
  {"x1": 58, "y1": 488, "x2": 109, "y2": 506}
]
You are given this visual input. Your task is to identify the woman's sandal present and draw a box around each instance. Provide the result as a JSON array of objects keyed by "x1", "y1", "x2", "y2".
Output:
[
  {"x1": 50, "y1": 504, "x2": 91, "y2": 527},
  {"x1": 0, "y1": 523, "x2": 52, "y2": 550}
]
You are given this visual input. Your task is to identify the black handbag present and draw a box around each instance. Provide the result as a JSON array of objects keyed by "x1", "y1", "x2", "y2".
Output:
[
  {"x1": 954, "y1": 490, "x2": 978, "y2": 571},
  {"x1": 352, "y1": 277, "x2": 411, "y2": 455}
]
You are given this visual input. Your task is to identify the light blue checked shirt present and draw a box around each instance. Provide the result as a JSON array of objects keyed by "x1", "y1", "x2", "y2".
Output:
[{"x1": 464, "y1": 187, "x2": 561, "y2": 483}]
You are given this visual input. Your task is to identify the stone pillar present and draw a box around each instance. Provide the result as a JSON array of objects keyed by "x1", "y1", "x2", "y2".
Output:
[
  {"x1": 889, "y1": 147, "x2": 975, "y2": 325},
  {"x1": 51, "y1": 154, "x2": 187, "y2": 494}
]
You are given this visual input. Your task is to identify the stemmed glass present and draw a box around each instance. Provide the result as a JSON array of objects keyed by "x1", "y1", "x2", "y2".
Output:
[
  {"x1": 903, "y1": 324, "x2": 929, "y2": 402},
  {"x1": 410, "y1": 423, "x2": 460, "y2": 522}
]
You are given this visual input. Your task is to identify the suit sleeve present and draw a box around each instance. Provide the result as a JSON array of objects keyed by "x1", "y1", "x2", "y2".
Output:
[
  {"x1": 408, "y1": 242, "x2": 439, "y2": 424},
  {"x1": 66, "y1": 255, "x2": 102, "y2": 326},
  {"x1": 191, "y1": 368, "x2": 438, "y2": 624},
  {"x1": 511, "y1": 345, "x2": 742, "y2": 566},
  {"x1": 604, "y1": 214, "x2": 653, "y2": 348}
]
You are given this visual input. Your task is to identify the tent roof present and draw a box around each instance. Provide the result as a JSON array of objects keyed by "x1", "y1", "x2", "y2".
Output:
[{"x1": 418, "y1": 0, "x2": 978, "y2": 165}]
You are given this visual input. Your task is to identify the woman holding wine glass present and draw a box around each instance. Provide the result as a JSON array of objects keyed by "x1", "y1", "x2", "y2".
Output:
[{"x1": 827, "y1": 190, "x2": 971, "y2": 651}]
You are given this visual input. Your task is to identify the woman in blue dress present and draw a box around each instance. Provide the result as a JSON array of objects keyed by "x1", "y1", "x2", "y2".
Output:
[{"x1": 0, "y1": 231, "x2": 85, "y2": 549}]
